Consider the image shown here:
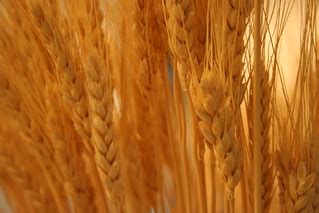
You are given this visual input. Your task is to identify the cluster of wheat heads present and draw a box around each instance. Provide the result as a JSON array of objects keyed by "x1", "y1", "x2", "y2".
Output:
[{"x1": 0, "y1": 0, "x2": 318, "y2": 212}]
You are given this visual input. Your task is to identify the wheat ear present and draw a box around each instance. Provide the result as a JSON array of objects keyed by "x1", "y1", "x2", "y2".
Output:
[
  {"x1": 190, "y1": 0, "x2": 252, "y2": 211},
  {"x1": 165, "y1": 0, "x2": 196, "y2": 89},
  {"x1": 252, "y1": 0, "x2": 263, "y2": 211},
  {"x1": 131, "y1": 0, "x2": 153, "y2": 97},
  {"x1": 224, "y1": 0, "x2": 252, "y2": 106},
  {"x1": 283, "y1": 162, "x2": 315, "y2": 212},
  {"x1": 164, "y1": 0, "x2": 198, "y2": 210},
  {"x1": 45, "y1": 84, "x2": 104, "y2": 213},
  {"x1": 85, "y1": 51, "x2": 121, "y2": 212},
  {"x1": 30, "y1": 2, "x2": 93, "y2": 153},
  {"x1": 247, "y1": 64, "x2": 274, "y2": 212},
  {"x1": 191, "y1": 68, "x2": 243, "y2": 213}
]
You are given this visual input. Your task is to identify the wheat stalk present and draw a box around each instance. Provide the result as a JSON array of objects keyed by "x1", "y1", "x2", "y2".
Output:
[{"x1": 281, "y1": 162, "x2": 315, "y2": 212}]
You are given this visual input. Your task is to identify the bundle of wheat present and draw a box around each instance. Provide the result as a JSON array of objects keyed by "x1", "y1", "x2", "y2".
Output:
[{"x1": 0, "y1": 0, "x2": 317, "y2": 212}]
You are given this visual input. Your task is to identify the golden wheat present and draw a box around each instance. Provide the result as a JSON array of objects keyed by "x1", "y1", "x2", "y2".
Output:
[
  {"x1": 85, "y1": 51, "x2": 122, "y2": 211},
  {"x1": 247, "y1": 64, "x2": 274, "y2": 212},
  {"x1": 0, "y1": 1, "x2": 318, "y2": 213},
  {"x1": 165, "y1": 0, "x2": 196, "y2": 90},
  {"x1": 30, "y1": 1, "x2": 94, "y2": 153}
]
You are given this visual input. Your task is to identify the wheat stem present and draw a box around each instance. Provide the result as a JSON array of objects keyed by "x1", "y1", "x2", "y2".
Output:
[
  {"x1": 211, "y1": 149, "x2": 216, "y2": 213},
  {"x1": 173, "y1": 68, "x2": 190, "y2": 212}
]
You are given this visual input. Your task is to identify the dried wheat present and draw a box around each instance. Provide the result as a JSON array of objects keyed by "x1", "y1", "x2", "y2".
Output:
[
  {"x1": 247, "y1": 65, "x2": 274, "y2": 212},
  {"x1": 85, "y1": 51, "x2": 121, "y2": 212},
  {"x1": 279, "y1": 162, "x2": 315, "y2": 212},
  {"x1": 30, "y1": 1, "x2": 93, "y2": 153},
  {"x1": 165, "y1": 0, "x2": 196, "y2": 89},
  {"x1": 189, "y1": 1, "x2": 251, "y2": 211}
]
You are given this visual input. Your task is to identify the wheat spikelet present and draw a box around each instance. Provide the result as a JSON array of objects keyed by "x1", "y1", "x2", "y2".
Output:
[
  {"x1": 275, "y1": 96, "x2": 316, "y2": 213},
  {"x1": 131, "y1": 0, "x2": 153, "y2": 97},
  {"x1": 64, "y1": 2, "x2": 120, "y2": 210},
  {"x1": 46, "y1": 101, "x2": 100, "y2": 213},
  {"x1": 281, "y1": 162, "x2": 315, "y2": 213},
  {"x1": 45, "y1": 84, "x2": 105, "y2": 213},
  {"x1": 246, "y1": 64, "x2": 274, "y2": 212},
  {"x1": 223, "y1": 0, "x2": 252, "y2": 105},
  {"x1": 84, "y1": 51, "x2": 122, "y2": 211},
  {"x1": 131, "y1": 0, "x2": 167, "y2": 94},
  {"x1": 29, "y1": 1, "x2": 93, "y2": 153},
  {"x1": 275, "y1": 90, "x2": 315, "y2": 213},
  {"x1": 189, "y1": 1, "x2": 251, "y2": 210},
  {"x1": 190, "y1": 66, "x2": 243, "y2": 210},
  {"x1": 165, "y1": 0, "x2": 196, "y2": 89}
]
